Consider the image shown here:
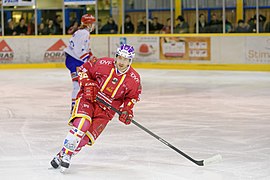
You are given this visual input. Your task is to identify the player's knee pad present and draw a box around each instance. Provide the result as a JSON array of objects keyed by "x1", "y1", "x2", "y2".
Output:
[{"x1": 73, "y1": 117, "x2": 91, "y2": 132}]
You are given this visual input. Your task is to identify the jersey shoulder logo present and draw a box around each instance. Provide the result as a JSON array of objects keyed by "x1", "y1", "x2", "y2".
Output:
[
  {"x1": 130, "y1": 72, "x2": 140, "y2": 83},
  {"x1": 99, "y1": 59, "x2": 112, "y2": 65}
]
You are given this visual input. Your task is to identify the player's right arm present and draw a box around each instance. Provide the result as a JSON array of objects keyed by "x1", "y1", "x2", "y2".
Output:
[{"x1": 76, "y1": 60, "x2": 99, "y2": 101}]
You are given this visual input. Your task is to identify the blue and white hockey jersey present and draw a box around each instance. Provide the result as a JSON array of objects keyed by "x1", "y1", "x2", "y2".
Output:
[{"x1": 64, "y1": 29, "x2": 92, "y2": 62}]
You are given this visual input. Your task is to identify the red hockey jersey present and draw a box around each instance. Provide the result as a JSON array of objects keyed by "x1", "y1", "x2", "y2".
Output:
[{"x1": 77, "y1": 57, "x2": 142, "y2": 117}]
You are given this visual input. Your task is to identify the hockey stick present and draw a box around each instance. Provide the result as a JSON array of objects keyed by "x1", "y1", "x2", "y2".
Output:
[{"x1": 96, "y1": 97, "x2": 222, "y2": 166}]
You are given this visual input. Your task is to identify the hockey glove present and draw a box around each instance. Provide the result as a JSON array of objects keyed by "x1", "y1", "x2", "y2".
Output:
[
  {"x1": 119, "y1": 107, "x2": 133, "y2": 125},
  {"x1": 88, "y1": 55, "x2": 97, "y2": 62},
  {"x1": 81, "y1": 79, "x2": 99, "y2": 102}
]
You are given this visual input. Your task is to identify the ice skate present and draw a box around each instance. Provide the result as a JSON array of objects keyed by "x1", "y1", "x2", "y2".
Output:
[
  {"x1": 60, "y1": 153, "x2": 72, "y2": 173},
  {"x1": 50, "y1": 151, "x2": 63, "y2": 169}
]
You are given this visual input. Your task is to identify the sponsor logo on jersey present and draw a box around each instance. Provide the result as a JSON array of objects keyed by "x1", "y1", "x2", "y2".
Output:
[
  {"x1": 0, "y1": 40, "x2": 14, "y2": 63},
  {"x1": 99, "y1": 60, "x2": 112, "y2": 65},
  {"x1": 44, "y1": 39, "x2": 67, "y2": 62},
  {"x1": 106, "y1": 86, "x2": 114, "y2": 93},
  {"x1": 130, "y1": 72, "x2": 139, "y2": 83},
  {"x1": 112, "y1": 77, "x2": 118, "y2": 84},
  {"x1": 83, "y1": 103, "x2": 90, "y2": 108}
]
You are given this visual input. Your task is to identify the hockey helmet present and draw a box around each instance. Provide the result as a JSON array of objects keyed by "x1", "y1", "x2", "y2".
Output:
[
  {"x1": 81, "y1": 14, "x2": 96, "y2": 25},
  {"x1": 116, "y1": 44, "x2": 135, "y2": 60}
]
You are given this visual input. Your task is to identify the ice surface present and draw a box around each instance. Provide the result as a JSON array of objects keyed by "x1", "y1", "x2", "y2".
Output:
[{"x1": 0, "y1": 68, "x2": 270, "y2": 180}]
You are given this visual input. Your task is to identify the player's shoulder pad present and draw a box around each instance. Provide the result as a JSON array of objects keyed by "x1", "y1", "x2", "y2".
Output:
[{"x1": 127, "y1": 67, "x2": 141, "y2": 84}]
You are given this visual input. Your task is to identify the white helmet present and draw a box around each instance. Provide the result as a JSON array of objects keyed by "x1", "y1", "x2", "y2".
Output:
[{"x1": 116, "y1": 44, "x2": 135, "y2": 59}]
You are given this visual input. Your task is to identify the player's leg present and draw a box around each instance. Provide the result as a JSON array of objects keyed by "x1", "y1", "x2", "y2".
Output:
[
  {"x1": 60, "y1": 117, "x2": 91, "y2": 170},
  {"x1": 69, "y1": 115, "x2": 111, "y2": 154},
  {"x1": 51, "y1": 119, "x2": 110, "y2": 171},
  {"x1": 50, "y1": 117, "x2": 91, "y2": 170},
  {"x1": 51, "y1": 98, "x2": 93, "y2": 170},
  {"x1": 65, "y1": 54, "x2": 84, "y2": 113}
]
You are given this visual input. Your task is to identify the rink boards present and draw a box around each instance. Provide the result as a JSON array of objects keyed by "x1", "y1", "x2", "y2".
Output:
[{"x1": 0, "y1": 34, "x2": 270, "y2": 71}]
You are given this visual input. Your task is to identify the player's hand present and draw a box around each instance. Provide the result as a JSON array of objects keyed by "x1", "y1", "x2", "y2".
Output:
[
  {"x1": 119, "y1": 107, "x2": 133, "y2": 125},
  {"x1": 82, "y1": 79, "x2": 99, "y2": 102},
  {"x1": 88, "y1": 55, "x2": 97, "y2": 62}
]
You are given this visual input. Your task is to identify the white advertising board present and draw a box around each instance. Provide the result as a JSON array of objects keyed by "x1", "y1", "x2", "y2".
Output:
[
  {"x1": 245, "y1": 36, "x2": 270, "y2": 64},
  {"x1": 1, "y1": 36, "x2": 270, "y2": 65},
  {"x1": 64, "y1": 0, "x2": 95, "y2": 5},
  {"x1": 109, "y1": 36, "x2": 159, "y2": 62},
  {"x1": 0, "y1": 36, "x2": 108, "y2": 64},
  {"x1": 3, "y1": 0, "x2": 35, "y2": 6}
]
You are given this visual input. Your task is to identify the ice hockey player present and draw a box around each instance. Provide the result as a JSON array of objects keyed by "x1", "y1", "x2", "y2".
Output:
[
  {"x1": 50, "y1": 44, "x2": 142, "y2": 172},
  {"x1": 64, "y1": 14, "x2": 96, "y2": 113}
]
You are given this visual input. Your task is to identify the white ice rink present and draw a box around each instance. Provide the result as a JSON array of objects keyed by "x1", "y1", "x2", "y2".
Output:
[{"x1": 0, "y1": 68, "x2": 270, "y2": 180}]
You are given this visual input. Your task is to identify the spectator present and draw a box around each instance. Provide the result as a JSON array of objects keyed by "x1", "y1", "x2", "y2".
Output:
[
  {"x1": 247, "y1": 17, "x2": 256, "y2": 33},
  {"x1": 258, "y1": 14, "x2": 266, "y2": 32},
  {"x1": 194, "y1": 13, "x2": 208, "y2": 33},
  {"x1": 47, "y1": 19, "x2": 56, "y2": 35},
  {"x1": 38, "y1": 23, "x2": 48, "y2": 35},
  {"x1": 54, "y1": 15, "x2": 63, "y2": 35},
  {"x1": 100, "y1": 16, "x2": 118, "y2": 34},
  {"x1": 235, "y1": 19, "x2": 249, "y2": 33},
  {"x1": 137, "y1": 16, "x2": 146, "y2": 34},
  {"x1": 174, "y1": 15, "x2": 189, "y2": 33},
  {"x1": 249, "y1": 14, "x2": 266, "y2": 33},
  {"x1": 5, "y1": 19, "x2": 17, "y2": 36},
  {"x1": 67, "y1": 21, "x2": 79, "y2": 35},
  {"x1": 265, "y1": 21, "x2": 270, "y2": 32},
  {"x1": 161, "y1": 18, "x2": 171, "y2": 34},
  {"x1": 15, "y1": 18, "x2": 28, "y2": 35},
  {"x1": 27, "y1": 17, "x2": 35, "y2": 35},
  {"x1": 225, "y1": 19, "x2": 233, "y2": 33},
  {"x1": 208, "y1": 13, "x2": 222, "y2": 33},
  {"x1": 120, "y1": 14, "x2": 134, "y2": 34},
  {"x1": 149, "y1": 17, "x2": 163, "y2": 33}
]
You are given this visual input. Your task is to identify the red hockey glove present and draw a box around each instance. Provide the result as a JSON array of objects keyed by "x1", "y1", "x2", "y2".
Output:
[
  {"x1": 119, "y1": 107, "x2": 133, "y2": 125},
  {"x1": 81, "y1": 79, "x2": 99, "y2": 102}
]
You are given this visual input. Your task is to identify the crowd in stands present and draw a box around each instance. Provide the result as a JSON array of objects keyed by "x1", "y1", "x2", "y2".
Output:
[
  {"x1": 4, "y1": 15, "x2": 63, "y2": 36},
  {"x1": 3, "y1": 13, "x2": 270, "y2": 35},
  {"x1": 117, "y1": 13, "x2": 270, "y2": 34}
]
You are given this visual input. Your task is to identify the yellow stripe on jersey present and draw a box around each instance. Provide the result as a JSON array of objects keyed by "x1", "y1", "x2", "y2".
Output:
[
  {"x1": 101, "y1": 68, "x2": 114, "y2": 92},
  {"x1": 111, "y1": 74, "x2": 126, "y2": 98}
]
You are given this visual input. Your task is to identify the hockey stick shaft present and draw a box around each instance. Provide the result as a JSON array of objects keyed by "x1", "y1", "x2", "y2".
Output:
[{"x1": 96, "y1": 97, "x2": 204, "y2": 166}]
